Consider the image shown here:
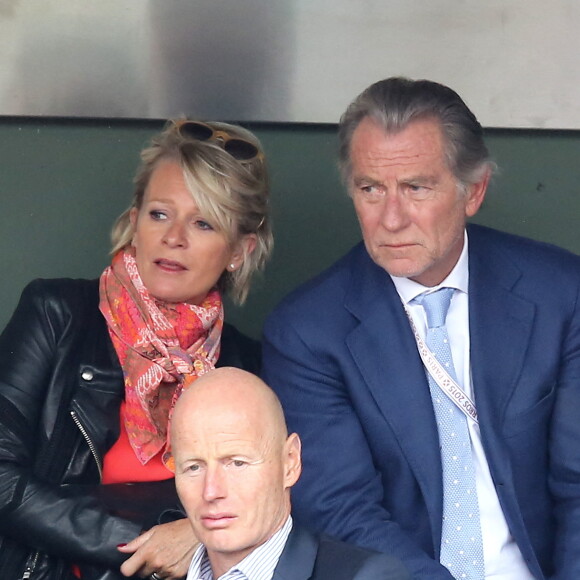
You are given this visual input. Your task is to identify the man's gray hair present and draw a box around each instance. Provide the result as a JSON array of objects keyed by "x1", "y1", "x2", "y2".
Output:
[{"x1": 338, "y1": 77, "x2": 494, "y2": 191}]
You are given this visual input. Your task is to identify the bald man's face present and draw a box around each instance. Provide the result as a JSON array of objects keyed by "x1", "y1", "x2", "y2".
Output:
[{"x1": 172, "y1": 394, "x2": 300, "y2": 575}]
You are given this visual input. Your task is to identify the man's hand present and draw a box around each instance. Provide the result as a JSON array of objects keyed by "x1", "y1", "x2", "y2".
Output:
[{"x1": 119, "y1": 518, "x2": 198, "y2": 578}]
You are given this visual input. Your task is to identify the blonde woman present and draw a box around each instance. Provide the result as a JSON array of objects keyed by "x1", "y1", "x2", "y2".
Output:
[{"x1": 0, "y1": 120, "x2": 272, "y2": 580}]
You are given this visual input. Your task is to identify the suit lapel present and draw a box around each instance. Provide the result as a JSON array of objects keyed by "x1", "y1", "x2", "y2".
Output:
[
  {"x1": 468, "y1": 228, "x2": 535, "y2": 437},
  {"x1": 343, "y1": 247, "x2": 444, "y2": 539},
  {"x1": 272, "y1": 525, "x2": 318, "y2": 580},
  {"x1": 467, "y1": 228, "x2": 536, "y2": 492}
]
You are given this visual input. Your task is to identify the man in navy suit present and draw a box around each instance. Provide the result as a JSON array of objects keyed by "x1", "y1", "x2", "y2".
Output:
[
  {"x1": 170, "y1": 367, "x2": 410, "y2": 580},
  {"x1": 262, "y1": 77, "x2": 580, "y2": 579}
]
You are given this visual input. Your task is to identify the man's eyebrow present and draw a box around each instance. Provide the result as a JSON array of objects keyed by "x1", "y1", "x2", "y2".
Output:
[
  {"x1": 403, "y1": 174, "x2": 439, "y2": 186},
  {"x1": 352, "y1": 175, "x2": 380, "y2": 186},
  {"x1": 178, "y1": 455, "x2": 204, "y2": 463}
]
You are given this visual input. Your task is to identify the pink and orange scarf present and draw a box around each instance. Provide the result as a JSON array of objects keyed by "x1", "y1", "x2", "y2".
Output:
[{"x1": 99, "y1": 247, "x2": 223, "y2": 466}]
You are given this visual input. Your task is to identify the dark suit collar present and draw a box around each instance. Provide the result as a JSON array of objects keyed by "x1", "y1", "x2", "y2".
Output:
[
  {"x1": 343, "y1": 245, "x2": 444, "y2": 546},
  {"x1": 272, "y1": 525, "x2": 318, "y2": 580}
]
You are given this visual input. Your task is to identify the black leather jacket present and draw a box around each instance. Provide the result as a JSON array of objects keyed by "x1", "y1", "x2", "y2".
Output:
[{"x1": 0, "y1": 279, "x2": 260, "y2": 580}]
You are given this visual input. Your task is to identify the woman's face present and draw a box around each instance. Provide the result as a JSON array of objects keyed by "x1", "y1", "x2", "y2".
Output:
[{"x1": 130, "y1": 160, "x2": 253, "y2": 304}]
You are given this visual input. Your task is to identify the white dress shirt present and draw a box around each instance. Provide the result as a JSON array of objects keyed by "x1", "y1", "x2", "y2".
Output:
[
  {"x1": 390, "y1": 231, "x2": 535, "y2": 580},
  {"x1": 187, "y1": 516, "x2": 293, "y2": 580}
]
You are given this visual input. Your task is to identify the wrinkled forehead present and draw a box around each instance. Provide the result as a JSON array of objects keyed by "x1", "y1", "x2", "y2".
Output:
[
  {"x1": 350, "y1": 117, "x2": 448, "y2": 174},
  {"x1": 354, "y1": 114, "x2": 446, "y2": 148}
]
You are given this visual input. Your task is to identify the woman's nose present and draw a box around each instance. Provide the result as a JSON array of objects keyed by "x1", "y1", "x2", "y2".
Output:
[{"x1": 162, "y1": 221, "x2": 187, "y2": 247}]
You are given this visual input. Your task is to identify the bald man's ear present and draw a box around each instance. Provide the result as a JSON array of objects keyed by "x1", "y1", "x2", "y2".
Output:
[{"x1": 283, "y1": 433, "x2": 302, "y2": 489}]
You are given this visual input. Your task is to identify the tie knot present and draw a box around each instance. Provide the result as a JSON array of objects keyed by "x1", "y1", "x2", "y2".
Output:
[{"x1": 414, "y1": 287, "x2": 455, "y2": 328}]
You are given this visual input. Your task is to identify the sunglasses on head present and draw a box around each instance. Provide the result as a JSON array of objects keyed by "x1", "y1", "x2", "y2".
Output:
[{"x1": 175, "y1": 120, "x2": 262, "y2": 162}]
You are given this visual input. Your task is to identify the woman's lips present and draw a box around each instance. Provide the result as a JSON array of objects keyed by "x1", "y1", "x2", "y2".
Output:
[{"x1": 155, "y1": 258, "x2": 187, "y2": 272}]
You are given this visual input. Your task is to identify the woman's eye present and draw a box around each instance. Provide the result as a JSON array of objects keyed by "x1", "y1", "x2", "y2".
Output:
[
  {"x1": 195, "y1": 219, "x2": 214, "y2": 231},
  {"x1": 149, "y1": 210, "x2": 167, "y2": 221}
]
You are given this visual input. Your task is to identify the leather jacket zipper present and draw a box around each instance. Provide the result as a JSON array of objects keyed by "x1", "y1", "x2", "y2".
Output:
[
  {"x1": 70, "y1": 410, "x2": 103, "y2": 479},
  {"x1": 21, "y1": 550, "x2": 39, "y2": 579}
]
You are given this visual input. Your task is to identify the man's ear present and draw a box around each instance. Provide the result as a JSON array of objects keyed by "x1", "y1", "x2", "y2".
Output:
[
  {"x1": 465, "y1": 167, "x2": 491, "y2": 218},
  {"x1": 283, "y1": 433, "x2": 302, "y2": 489}
]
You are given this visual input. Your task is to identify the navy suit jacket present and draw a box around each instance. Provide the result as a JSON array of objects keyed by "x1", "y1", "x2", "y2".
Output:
[
  {"x1": 262, "y1": 224, "x2": 580, "y2": 580},
  {"x1": 272, "y1": 525, "x2": 410, "y2": 579}
]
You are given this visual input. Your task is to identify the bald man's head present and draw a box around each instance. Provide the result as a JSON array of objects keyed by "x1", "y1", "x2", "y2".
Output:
[
  {"x1": 171, "y1": 368, "x2": 301, "y2": 577},
  {"x1": 172, "y1": 367, "x2": 289, "y2": 448}
]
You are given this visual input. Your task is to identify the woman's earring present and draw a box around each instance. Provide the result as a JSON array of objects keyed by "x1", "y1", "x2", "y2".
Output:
[{"x1": 229, "y1": 263, "x2": 236, "y2": 271}]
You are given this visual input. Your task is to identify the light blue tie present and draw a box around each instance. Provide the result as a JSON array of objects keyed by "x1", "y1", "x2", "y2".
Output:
[{"x1": 414, "y1": 288, "x2": 485, "y2": 580}]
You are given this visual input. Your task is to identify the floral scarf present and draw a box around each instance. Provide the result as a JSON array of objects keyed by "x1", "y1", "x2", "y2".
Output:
[{"x1": 99, "y1": 247, "x2": 223, "y2": 466}]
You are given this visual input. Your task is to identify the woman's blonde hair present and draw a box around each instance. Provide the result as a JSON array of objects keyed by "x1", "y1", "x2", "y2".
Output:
[{"x1": 111, "y1": 119, "x2": 273, "y2": 304}]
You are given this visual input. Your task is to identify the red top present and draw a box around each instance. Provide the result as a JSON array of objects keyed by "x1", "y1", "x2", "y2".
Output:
[{"x1": 102, "y1": 402, "x2": 173, "y2": 483}]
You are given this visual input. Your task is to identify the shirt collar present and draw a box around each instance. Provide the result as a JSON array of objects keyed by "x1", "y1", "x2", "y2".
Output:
[
  {"x1": 188, "y1": 516, "x2": 293, "y2": 580},
  {"x1": 390, "y1": 230, "x2": 469, "y2": 305}
]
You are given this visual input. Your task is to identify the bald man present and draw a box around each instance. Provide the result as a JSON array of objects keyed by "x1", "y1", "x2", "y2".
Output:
[{"x1": 170, "y1": 367, "x2": 410, "y2": 580}]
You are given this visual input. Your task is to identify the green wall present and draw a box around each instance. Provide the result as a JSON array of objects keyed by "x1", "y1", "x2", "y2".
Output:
[{"x1": 1, "y1": 117, "x2": 579, "y2": 338}]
